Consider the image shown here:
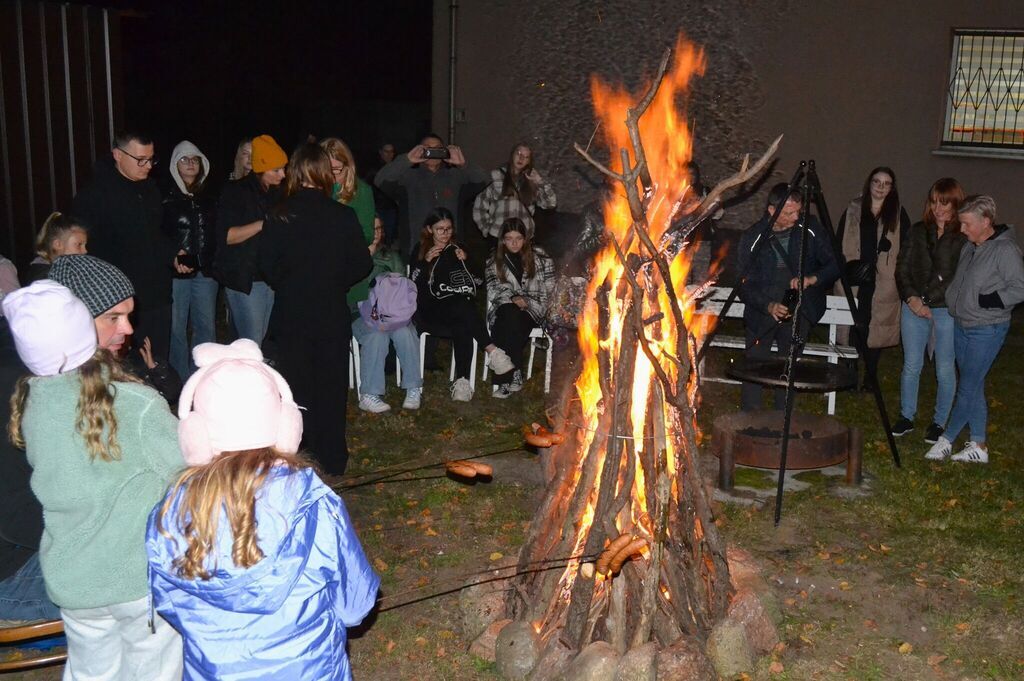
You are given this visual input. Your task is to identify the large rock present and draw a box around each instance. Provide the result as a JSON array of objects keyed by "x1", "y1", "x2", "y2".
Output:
[
  {"x1": 527, "y1": 638, "x2": 574, "y2": 681},
  {"x1": 726, "y1": 586, "x2": 779, "y2": 655},
  {"x1": 469, "y1": 618, "x2": 512, "y2": 662},
  {"x1": 458, "y1": 575, "x2": 510, "y2": 640},
  {"x1": 707, "y1": 620, "x2": 755, "y2": 678},
  {"x1": 495, "y1": 620, "x2": 541, "y2": 681},
  {"x1": 656, "y1": 637, "x2": 716, "y2": 680},
  {"x1": 614, "y1": 642, "x2": 657, "y2": 681},
  {"x1": 563, "y1": 641, "x2": 619, "y2": 681}
]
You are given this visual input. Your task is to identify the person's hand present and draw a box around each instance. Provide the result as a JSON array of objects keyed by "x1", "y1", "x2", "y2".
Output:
[
  {"x1": 767, "y1": 302, "x2": 790, "y2": 322},
  {"x1": 512, "y1": 295, "x2": 528, "y2": 310},
  {"x1": 447, "y1": 145, "x2": 466, "y2": 167},
  {"x1": 525, "y1": 168, "x2": 542, "y2": 184},
  {"x1": 789, "y1": 275, "x2": 817, "y2": 289},
  {"x1": 173, "y1": 249, "x2": 195, "y2": 274},
  {"x1": 426, "y1": 245, "x2": 444, "y2": 262},
  {"x1": 408, "y1": 145, "x2": 427, "y2": 164},
  {"x1": 906, "y1": 296, "x2": 932, "y2": 319},
  {"x1": 139, "y1": 336, "x2": 157, "y2": 370},
  {"x1": 454, "y1": 247, "x2": 467, "y2": 261}
]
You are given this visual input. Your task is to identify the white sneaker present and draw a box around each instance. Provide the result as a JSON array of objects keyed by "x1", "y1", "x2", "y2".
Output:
[
  {"x1": 450, "y1": 378, "x2": 473, "y2": 402},
  {"x1": 402, "y1": 387, "x2": 423, "y2": 410},
  {"x1": 488, "y1": 348, "x2": 514, "y2": 375},
  {"x1": 358, "y1": 394, "x2": 391, "y2": 413},
  {"x1": 508, "y1": 369, "x2": 524, "y2": 392},
  {"x1": 924, "y1": 436, "x2": 952, "y2": 461},
  {"x1": 492, "y1": 384, "x2": 513, "y2": 399},
  {"x1": 951, "y1": 441, "x2": 989, "y2": 464}
]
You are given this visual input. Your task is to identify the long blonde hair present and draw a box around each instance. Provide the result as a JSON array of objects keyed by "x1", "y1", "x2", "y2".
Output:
[
  {"x1": 157, "y1": 448, "x2": 312, "y2": 580},
  {"x1": 319, "y1": 137, "x2": 358, "y2": 203},
  {"x1": 8, "y1": 350, "x2": 143, "y2": 462}
]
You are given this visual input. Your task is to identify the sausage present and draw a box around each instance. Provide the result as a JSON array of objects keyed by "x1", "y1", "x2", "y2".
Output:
[
  {"x1": 607, "y1": 538, "x2": 648, "y2": 575},
  {"x1": 445, "y1": 461, "x2": 478, "y2": 478},
  {"x1": 595, "y1": 533, "x2": 634, "y2": 575},
  {"x1": 523, "y1": 425, "x2": 553, "y2": 448},
  {"x1": 467, "y1": 461, "x2": 493, "y2": 476},
  {"x1": 526, "y1": 422, "x2": 563, "y2": 446}
]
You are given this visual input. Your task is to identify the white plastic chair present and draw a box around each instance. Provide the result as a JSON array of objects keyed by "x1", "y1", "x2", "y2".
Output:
[{"x1": 350, "y1": 337, "x2": 402, "y2": 393}]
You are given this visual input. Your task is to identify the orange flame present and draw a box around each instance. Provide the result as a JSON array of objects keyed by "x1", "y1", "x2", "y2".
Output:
[{"x1": 559, "y1": 35, "x2": 713, "y2": 600}]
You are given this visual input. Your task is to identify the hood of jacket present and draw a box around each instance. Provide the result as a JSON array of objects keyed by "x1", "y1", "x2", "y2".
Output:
[
  {"x1": 169, "y1": 140, "x2": 211, "y2": 196},
  {"x1": 147, "y1": 465, "x2": 331, "y2": 613}
]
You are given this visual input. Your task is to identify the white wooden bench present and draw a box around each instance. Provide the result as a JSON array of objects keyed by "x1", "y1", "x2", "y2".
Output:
[{"x1": 688, "y1": 285, "x2": 858, "y2": 414}]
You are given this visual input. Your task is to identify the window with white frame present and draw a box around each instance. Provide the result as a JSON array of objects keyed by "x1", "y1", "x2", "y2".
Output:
[{"x1": 943, "y1": 29, "x2": 1023, "y2": 151}]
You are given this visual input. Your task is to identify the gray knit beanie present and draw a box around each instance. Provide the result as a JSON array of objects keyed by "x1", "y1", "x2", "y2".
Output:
[{"x1": 48, "y1": 254, "x2": 135, "y2": 317}]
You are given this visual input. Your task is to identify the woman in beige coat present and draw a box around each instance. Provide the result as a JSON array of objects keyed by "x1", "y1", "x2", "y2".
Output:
[{"x1": 837, "y1": 166, "x2": 911, "y2": 391}]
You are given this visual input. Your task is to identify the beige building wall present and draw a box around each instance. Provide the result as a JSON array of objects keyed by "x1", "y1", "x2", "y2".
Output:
[{"x1": 431, "y1": 0, "x2": 1023, "y2": 233}]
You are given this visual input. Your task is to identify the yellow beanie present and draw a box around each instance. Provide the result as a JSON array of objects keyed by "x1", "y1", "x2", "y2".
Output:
[{"x1": 251, "y1": 135, "x2": 288, "y2": 173}]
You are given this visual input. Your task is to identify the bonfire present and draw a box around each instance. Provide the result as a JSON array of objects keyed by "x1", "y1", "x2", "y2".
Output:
[{"x1": 505, "y1": 36, "x2": 781, "y2": 673}]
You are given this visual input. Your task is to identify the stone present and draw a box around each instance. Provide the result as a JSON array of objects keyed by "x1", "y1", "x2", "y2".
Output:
[
  {"x1": 469, "y1": 618, "x2": 512, "y2": 662},
  {"x1": 527, "y1": 638, "x2": 574, "y2": 681},
  {"x1": 614, "y1": 642, "x2": 657, "y2": 681},
  {"x1": 458, "y1": 575, "x2": 510, "y2": 640},
  {"x1": 707, "y1": 620, "x2": 755, "y2": 678},
  {"x1": 563, "y1": 641, "x2": 619, "y2": 681},
  {"x1": 726, "y1": 586, "x2": 780, "y2": 655},
  {"x1": 656, "y1": 637, "x2": 716, "y2": 681},
  {"x1": 495, "y1": 620, "x2": 541, "y2": 681}
]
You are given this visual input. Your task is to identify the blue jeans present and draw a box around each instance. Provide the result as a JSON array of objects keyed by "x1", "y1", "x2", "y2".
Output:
[
  {"x1": 0, "y1": 554, "x2": 60, "y2": 621},
  {"x1": 899, "y1": 303, "x2": 956, "y2": 425},
  {"x1": 170, "y1": 274, "x2": 219, "y2": 379},
  {"x1": 351, "y1": 317, "x2": 423, "y2": 396},
  {"x1": 225, "y1": 282, "x2": 274, "y2": 345},
  {"x1": 944, "y1": 320, "x2": 1010, "y2": 444}
]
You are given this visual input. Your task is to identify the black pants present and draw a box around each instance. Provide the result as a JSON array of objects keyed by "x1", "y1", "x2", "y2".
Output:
[
  {"x1": 133, "y1": 303, "x2": 172, "y2": 363},
  {"x1": 490, "y1": 303, "x2": 535, "y2": 385},
  {"x1": 741, "y1": 317, "x2": 810, "y2": 412},
  {"x1": 416, "y1": 296, "x2": 491, "y2": 380},
  {"x1": 273, "y1": 333, "x2": 349, "y2": 475}
]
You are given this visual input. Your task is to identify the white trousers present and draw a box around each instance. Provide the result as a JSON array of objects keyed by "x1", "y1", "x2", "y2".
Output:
[{"x1": 60, "y1": 596, "x2": 182, "y2": 681}]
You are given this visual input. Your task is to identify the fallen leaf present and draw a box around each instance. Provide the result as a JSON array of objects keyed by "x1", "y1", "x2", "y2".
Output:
[
  {"x1": 955, "y1": 622, "x2": 970, "y2": 633},
  {"x1": 489, "y1": 552, "x2": 504, "y2": 561},
  {"x1": 927, "y1": 654, "x2": 948, "y2": 666},
  {"x1": 863, "y1": 619, "x2": 878, "y2": 630},
  {"x1": 436, "y1": 646, "x2": 446, "y2": 658},
  {"x1": 386, "y1": 640, "x2": 396, "y2": 653},
  {"x1": 424, "y1": 527, "x2": 438, "y2": 537},
  {"x1": 839, "y1": 581, "x2": 852, "y2": 591},
  {"x1": 773, "y1": 642, "x2": 787, "y2": 654},
  {"x1": 817, "y1": 551, "x2": 831, "y2": 560},
  {"x1": 373, "y1": 524, "x2": 383, "y2": 531},
  {"x1": 880, "y1": 543, "x2": 892, "y2": 553},
  {"x1": 784, "y1": 597, "x2": 797, "y2": 607},
  {"x1": 898, "y1": 642, "x2": 913, "y2": 654},
  {"x1": 421, "y1": 508, "x2": 432, "y2": 517},
  {"x1": 415, "y1": 636, "x2": 427, "y2": 647},
  {"x1": 373, "y1": 558, "x2": 389, "y2": 572},
  {"x1": 769, "y1": 660, "x2": 785, "y2": 674}
]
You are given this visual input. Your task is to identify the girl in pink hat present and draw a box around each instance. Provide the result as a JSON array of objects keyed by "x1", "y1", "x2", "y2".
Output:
[{"x1": 146, "y1": 339, "x2": 379, "y2": 681}]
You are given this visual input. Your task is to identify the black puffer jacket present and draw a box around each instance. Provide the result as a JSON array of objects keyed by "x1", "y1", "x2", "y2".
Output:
[
  {"x1": 895, "y1": 221, "x2": 966, "y2": 307},
  {"x1": 161, "y1": 182, "x2": 217, "y2": 277}
]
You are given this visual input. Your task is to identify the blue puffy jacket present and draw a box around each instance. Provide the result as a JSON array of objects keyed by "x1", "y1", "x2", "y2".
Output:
[{"x1": 146, "y1": 466, "x2": 379, "y2": 680}]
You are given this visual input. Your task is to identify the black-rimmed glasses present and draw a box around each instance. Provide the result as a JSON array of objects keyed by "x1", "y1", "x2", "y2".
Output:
[{"x1": 118, "y1": 148, "x2": 157, "y2": 167}]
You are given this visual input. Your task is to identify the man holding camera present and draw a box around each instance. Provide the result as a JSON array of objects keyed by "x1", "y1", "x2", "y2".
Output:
[
  {"x1": 737, "y1": 183, "x2": 839, "y2": 411},
  {"x1": 374, "y1": 133, "x2": 488, "y2": 258}
]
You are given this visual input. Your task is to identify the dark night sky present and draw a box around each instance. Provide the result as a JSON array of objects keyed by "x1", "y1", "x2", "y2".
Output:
[{"x1": 69, "y1": 0, "x2": 433, "y2": 185}]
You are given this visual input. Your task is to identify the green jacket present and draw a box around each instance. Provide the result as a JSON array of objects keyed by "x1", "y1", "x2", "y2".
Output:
[{"x1": 22, "y1": 373, "x2": 183, "y2": 609}]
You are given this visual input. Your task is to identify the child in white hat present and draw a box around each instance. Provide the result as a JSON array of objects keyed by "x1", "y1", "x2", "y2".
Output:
[
  {"x1": 146, "y1": 339, "x2": 379, "y2": 681},
  {"x1": 3, "y1": 280, "x2": 184, "y2": 680}
]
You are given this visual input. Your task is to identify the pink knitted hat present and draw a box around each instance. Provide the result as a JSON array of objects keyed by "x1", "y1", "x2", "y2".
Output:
[{"x1": 177, "y1": 339, "x2": 303, "y2": 466}]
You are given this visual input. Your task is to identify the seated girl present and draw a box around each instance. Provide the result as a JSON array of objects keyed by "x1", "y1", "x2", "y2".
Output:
[
  {"x1": 147, "y1": 339, "x2": 379, "y2": 681},
  {"x1": 352, "y1": 216, "x2": 423, "y2": 413},
  {"x1": 409, "y1": 208, "x2": 513, "y2": 401},
  {"x1": 484, "y1": 218, "x2": 555, "y2": 397}
]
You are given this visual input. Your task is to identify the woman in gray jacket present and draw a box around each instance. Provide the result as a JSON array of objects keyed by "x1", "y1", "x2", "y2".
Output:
[{"x1": 925, "y1": 195, "x2": 1024, "y2": 464}]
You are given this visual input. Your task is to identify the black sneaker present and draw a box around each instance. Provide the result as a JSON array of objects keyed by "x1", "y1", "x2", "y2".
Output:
[
  {"x1": 890, "y1": 417, "x2": 914, "y2": 437},
  {"x1": 924, "y1": 423, "x2": 944, "y2": 444}
]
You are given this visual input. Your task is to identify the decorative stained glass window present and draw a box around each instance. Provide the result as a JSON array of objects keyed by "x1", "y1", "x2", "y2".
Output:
[{"x1": 943, "y1": 29, "x2": 1024, "y2": 150}]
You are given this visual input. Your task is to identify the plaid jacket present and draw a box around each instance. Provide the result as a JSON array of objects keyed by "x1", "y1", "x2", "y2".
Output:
[
  {"x1": 473, "y1": 168, "x2": 557, "y2": 239},
  {"x1": 484, "y1": 247, "x2": 555, "y2": 328}
]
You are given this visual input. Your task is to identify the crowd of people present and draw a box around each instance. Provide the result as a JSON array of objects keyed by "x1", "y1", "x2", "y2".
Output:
[
  {"x1": 0, "y1": 125, "x2": 1018, "y2": 680},
  {"x1": 737, "y1": 173, "x2": 1023, "y2": 466}
]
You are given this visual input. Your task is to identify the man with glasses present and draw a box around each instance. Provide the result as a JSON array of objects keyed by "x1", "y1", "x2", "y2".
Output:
[{"x1": 73, "y1": 130, "x2": 180, "y2": 363}]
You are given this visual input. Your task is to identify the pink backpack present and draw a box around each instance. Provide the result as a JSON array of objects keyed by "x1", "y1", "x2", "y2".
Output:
[{"x1": 358, "y1": 273, "x2": 417, "y2": 332}]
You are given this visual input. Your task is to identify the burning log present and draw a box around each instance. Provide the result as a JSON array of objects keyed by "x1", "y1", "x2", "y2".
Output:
[{"x1": 506, "y1": 35, "x2": 781, "y2": 674}]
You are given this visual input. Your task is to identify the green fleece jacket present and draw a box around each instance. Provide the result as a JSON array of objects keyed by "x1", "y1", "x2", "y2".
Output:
[{"x1": 22, "y1": 373, "x2": 184, "y2": 609}]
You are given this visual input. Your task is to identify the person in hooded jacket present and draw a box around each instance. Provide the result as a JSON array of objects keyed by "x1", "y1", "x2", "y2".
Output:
[
  {"x1": 147, "y1": 339, "x2": 379, "y2": 681},
  {"x1": 923, "y1": 195, "x2": 1024, "y2": 464},
  {"x1": 163, "y1": 140, "x2": 218, "y2": 379}
]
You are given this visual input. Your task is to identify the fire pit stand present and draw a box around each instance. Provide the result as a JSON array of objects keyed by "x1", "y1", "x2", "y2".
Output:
[{"x1": 712, "y1": 411, "x2": 862, "y2": 490}]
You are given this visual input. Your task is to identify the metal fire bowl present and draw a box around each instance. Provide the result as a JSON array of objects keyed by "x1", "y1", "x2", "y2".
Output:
[
  {"x1": 726, "y1": 357, "x2": 856, "y2": 392},
  {"x1": 712, "y1": 411, "x2": 848, "y2": 470}
]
